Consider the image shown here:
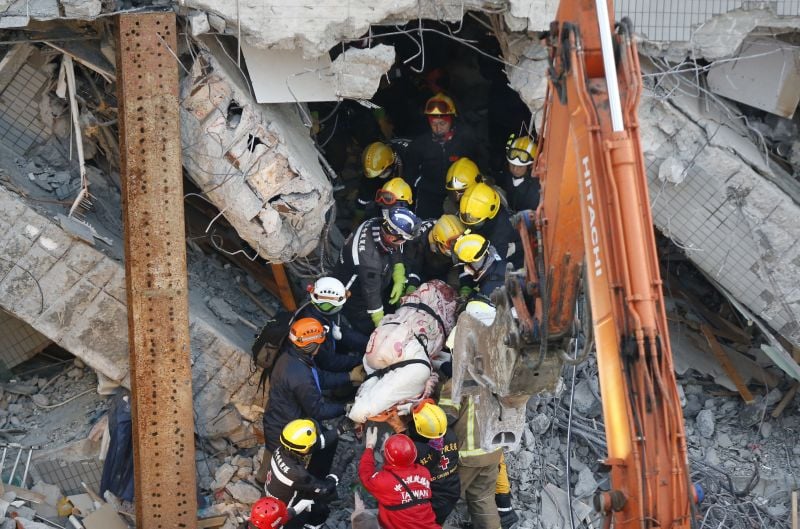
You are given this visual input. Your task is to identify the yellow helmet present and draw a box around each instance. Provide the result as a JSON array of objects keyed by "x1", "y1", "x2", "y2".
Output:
[
  {"x1": 506, "y1": 135, "x2": 537, "y2": 167},
  {"x1": 424, "y1": 92, "x2": 457, "y2": 117},
  {"x1": 459, "y1": 183, "x2": 501, "y2": 225},
  {"x1": 376, "y1": 177, "x2": 414, "y2": 206},
  {"x1": 445, "y1": 158, "x2": 481, "y2": 191},
  {"x1": 280, "y1": 419, "x2": 317, "y2": 454},
  {"x1": 453, "y1": 233, "x2": 490, "y2": 263},
  {"x1": 428, "y1": 214, "x2": 466, "y2": 255},
  {"x1": 362, "y1": 142, "x2": 396, "y2": 179},
  {"x1": 412, "y1": 400, "x2": 448, "y2": 439}
]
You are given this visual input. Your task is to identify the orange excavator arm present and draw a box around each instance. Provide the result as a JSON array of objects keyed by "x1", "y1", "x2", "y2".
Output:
[
  {"x1": 452, "y1": 1, "x2": 693, "y2": 527},
  {"x1": 532, "y1": 1, "x2": 691, "y2": 526}
]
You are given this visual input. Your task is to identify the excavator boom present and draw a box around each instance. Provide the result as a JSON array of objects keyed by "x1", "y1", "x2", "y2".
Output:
[{"x1": 452, "y1": 1, "x2": 692, "y2": 527}]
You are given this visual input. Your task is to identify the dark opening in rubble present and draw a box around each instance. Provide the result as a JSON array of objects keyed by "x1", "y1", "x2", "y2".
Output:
[{"x1": 312, "y1": 16, "x2": 532, "y2": 236}]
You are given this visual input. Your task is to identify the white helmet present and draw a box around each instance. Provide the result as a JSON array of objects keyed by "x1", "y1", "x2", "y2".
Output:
[{"x1": 308, "y1": 277, "x2": 348, "y2": 314}]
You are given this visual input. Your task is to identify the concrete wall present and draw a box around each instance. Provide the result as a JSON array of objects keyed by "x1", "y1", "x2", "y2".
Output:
[{"x1": 0, "y1": 186, "x2": 262, "y2": 440}]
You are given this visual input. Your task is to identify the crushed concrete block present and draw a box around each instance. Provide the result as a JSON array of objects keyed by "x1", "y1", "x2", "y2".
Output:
[
  {"x1": 692, "y1": 8, "x2": 800, "y2": 60},
  {"x1": 207, "y1": 297, "x2": 239, "y2": 325},
  {"x1": 58, "y1": 0, "x2": 101, "y2": 16},
  {"x1": 572, "y1": 379, "x2": 601, "y2": 418},
  {"x1": 696, "y1": 409, "x2": 715, "y2": 438},
  {"x1": 188, "y1": 10, "x2": 211, "y2": 36},
  {"x1": 180, "y1": 39, "x2": 333, "y2": 261},
  {"x1": 212, "y1": 463, "x2": 237, "y2": 490},
  {"x1": 573, "y1": 467, "x2": 598, "y2": 498},
  {"x1": 225, "y1": 481, "x2": 261, "y2": 504},
  {"x1": 707, "y1": 37, "x2": 800, "y2": 118},
  {"x1": 330, "y1": 45, "x2": 395, "y2": 100},
  {"x1": 530, "y1": 413, "x2": 551, "y2": 435}
]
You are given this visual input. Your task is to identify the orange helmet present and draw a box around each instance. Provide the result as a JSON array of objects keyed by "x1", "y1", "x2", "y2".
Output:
[
  {"x1": 424, "y1": 93, "x2": 457, "y2": 117},
  {"x1": 288, "y1": 318, "x2": 327, "y2": 348}
]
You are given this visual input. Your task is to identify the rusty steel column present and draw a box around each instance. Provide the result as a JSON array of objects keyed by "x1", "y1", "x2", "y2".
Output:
[{"x1": 116, "y1": 13, "x2": 197, "y2": 529}]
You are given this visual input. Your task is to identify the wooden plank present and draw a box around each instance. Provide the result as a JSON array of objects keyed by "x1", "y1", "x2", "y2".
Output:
[
  {"x1": 772, "y1": 382, "x2": 800, "y2": 418},
  {"x1": 270, "y1": 263, "x2": 297, "y2": 311},
  {"x1": 197, "y1": 515, "x2": 228, "y2": 528},
  {"x1": 700, "y1": 324, "x2": 755, "y2": 403}
]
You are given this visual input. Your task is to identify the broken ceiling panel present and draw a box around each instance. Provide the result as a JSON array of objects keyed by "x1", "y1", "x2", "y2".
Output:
[
  {"x1": 180, "y1": 38, "x2": 333, "y2": 262},
  {"x1": 638, "y1": 65, "x2": 800, "y2": 349},
  {"x1": 707, "y1": 37, "x2": 800, "y2": 118},
  {"x1": 241, "y1": 44, "x2": 337, "y2": 103}
]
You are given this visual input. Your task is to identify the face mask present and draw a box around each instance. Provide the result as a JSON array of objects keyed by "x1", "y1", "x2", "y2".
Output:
[{"x1": 314, "y1": 301, "x2": 342, "y2": 314}]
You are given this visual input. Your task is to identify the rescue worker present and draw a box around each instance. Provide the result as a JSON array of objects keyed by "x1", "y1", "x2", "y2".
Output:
[
  {"x1": 358, "y1": 428, "x2": 440, "y2": 529},
  {"x1": 439, "y1": 381, "x2": 503, "y2": 529},
  {"x1": 354, "y1": 142, "x2": 403, "y2": 227},
  {"x1": 265, "y1": 419, "x2": 341, "y2": 529},
  {"x1": 409, "y1": 400, "x2": 460, "y2": 525},
  {"x1": 459, "y1": 182, "x2": 522, "y2": 269},
  {"x1": 495, "y1": 455, "x2": 519, "y2": 529},
  {"x1": 407, "y1": 214, "x2": 466, "y2": 287},
  {"x1": 296, "y1": 277, "x2": 366, "y2": 373},
  {"x1": 261, "y1": 319, "x2": 355, "y2": 480},
  {"x1": 442, "y1": 157, "x2": 483, "y2": 216},
  {"x1": 496, "y1": 135, "x2": 540, "y2": 213},
  {"x1": 334, "y1": 207, "x2": 420, "y2": 336},
  {"x1": 453, "y1": 233, "x2": 507, "y2": 298},
  {"x1": 404, "y1": 93, "x2": 481, "y2": 219},
  {"x1": 368, "y1": 176, "x2": 414, "y2": 220}
]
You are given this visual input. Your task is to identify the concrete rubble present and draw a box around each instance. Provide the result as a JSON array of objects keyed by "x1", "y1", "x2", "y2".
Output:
[{"x1": 180, "y1": 39, "x2": 334, "y2": 262}]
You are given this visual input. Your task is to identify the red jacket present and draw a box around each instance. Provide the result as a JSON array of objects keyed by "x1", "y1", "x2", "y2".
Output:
[{"x1": 358, "y1": 448, "x2": 440, "y2": 529}]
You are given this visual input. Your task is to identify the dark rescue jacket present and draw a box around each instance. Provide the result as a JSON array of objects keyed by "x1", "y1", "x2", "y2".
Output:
[
  {"x1": 412, "y1": 429, "x2": 461, "y2": 521},
  {"x1": 262, "y1": 348, "x2": 345, "y2": 451},
  {"x1": 497, "y1": 169, "x2": 541, "y2": 214},
  {"x1": 405, "y1": 127, "x2": 480, "y2": 219},
  {"x1": 295, "y1": 303, "x2": 362, "y2": 372},
  {"x1": 472, "y1": 206, "x2": 523, "y2": 269},
  {"x1": 265, "y1": 445, "x2": 337, "y2": 508},
  {"x1": 334, "y1": 217, "x2": 402, "y2": 317}
]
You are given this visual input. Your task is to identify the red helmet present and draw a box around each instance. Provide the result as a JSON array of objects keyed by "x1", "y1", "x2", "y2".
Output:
[
  {"x1": 249, "y1": 497, "x2": 288, "y2": 529},
  {"x1": 384, "y1": 434, "x2": 418, "y2": 467}
]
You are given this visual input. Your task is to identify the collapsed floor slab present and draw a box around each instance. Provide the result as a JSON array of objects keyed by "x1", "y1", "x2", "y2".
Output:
[
  {"x1": 180, "y1": 39, "x2": 334, "y2": 262},
  {"x1": 0, "y1": 185, "x2": 264, "y2": 443}
]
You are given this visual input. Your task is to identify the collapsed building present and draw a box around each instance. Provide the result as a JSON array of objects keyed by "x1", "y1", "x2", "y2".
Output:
[{"x1": 0, "y1": 1, "x2": 799, "y2": 528}]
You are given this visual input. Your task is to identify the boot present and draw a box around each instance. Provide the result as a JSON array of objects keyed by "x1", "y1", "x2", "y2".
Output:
[{"x1": 495, "y1": 492, "x2": 519, "y2": 529}]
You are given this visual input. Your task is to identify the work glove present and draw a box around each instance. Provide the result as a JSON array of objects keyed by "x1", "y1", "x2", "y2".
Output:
[
  {"x1": 336, "y1": 416, "x2": 355, "y2": 436},
  {"x1": 331, "y1": 322, "x2": 343, "y2": 341},
  {"x1": 404, "y1": 284, "x2": 417, "y2": 295},
  {"x1": 459, "y1": 285, "x2": 475, "y2": 298},
  {"x1": 389, "y1": 263, "x2": 407, "y2": 305},
  {"x1": 365, "y1": 426, "x2": 378, "y2": 449},
  {"x1": 370, "y1": 309, "x2": 385, "y2": 328},
  {"x1": 396, "y1": 402, "x2": 414, "y2": 416},
  {"x1": 349, "y1": 365, "x2": 367, "y2": 385},
  {"x1": 292, "y1": 499, "x2": 314, "y2": 515}
]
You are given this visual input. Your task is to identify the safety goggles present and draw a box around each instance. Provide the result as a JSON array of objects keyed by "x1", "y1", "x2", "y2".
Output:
[
  {"x1": 506, "y1": 147, "x2": 534, "y2": 166},
  {"x1": 375, "y1": 189, "x2": 406, "y2": 207},
  {"x1": 424, "y1": 99, "x2": 453, "y2": 115},
  {"x1": 314, "y1": 301, "x2": 340, "y2": 314},
  {"x1": 290, "y1": 328, "x2": 327, "y2": 345}
]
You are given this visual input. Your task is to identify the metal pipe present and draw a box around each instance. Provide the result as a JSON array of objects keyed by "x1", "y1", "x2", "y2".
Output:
[
  {"x1": 8, "y1": 448, "x2": 22, "y2": 485},
  {"x1": 20, "y1": 448, "x2": 33, "y2": 487},
  {"x1": 594, "y1": 0, "x2": 624, "y2": 131}
]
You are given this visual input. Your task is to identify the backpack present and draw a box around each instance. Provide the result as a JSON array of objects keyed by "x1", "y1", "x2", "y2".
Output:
[{"x1": 251, "y1": 310, "x2": 295, "y2": 389}]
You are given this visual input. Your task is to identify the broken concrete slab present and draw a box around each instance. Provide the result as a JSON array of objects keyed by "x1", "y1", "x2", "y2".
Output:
[
  {"x1": 0, "y1": 185, "x2": 264, "y2": 440},
  {"x1": 691, "y1": 8, "x2": 800, "y2": 61},
  {"x1": 180, "y1": 38, "x2": 333, "y2": 262},
  {"x1": 330, "y1": 44, "x2": 396, "y2": 100},
  {"x1": 242, "y1": 44, "x2": 337, "y2": 103},
  {"x1": 707, "y1": 37, "x2": 800, "y2": 118}
]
